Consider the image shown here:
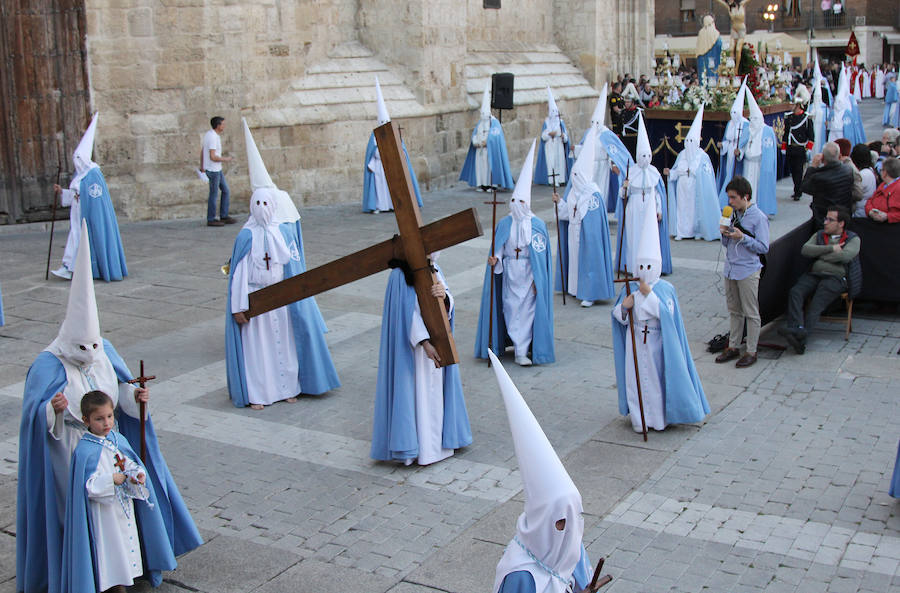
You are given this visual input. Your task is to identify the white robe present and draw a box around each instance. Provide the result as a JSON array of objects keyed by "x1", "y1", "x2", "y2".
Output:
[
  {"x1": 622, "y1": 169, "x2": 662, "y2": 274},
  {"x1": 60, "y1": 188, "x2": 82, "y2": 271},
  {"x1": 230, "y1": 249, "x2": 302, "y2": 406},
  {"x1": 612, "y1": 287, "x2": 665, "y2": 432},
  {"x1": 44, "y1": 354, "x2": 140, "y2": 521},
  {"x1": 742, "y1": 127, "x2": 764, "y2": 206},
  {"x1": 862, "y1": 72, "x2": 872, "y2": 99},
  {"x1": 592, "y1": 140, "x2": 613, "y2": 203},
  {"x1": 875, "y1": 70, "x2": 885, "y2": 99},
  {"x1": 473, "y1": 119, "x2": 491, "y2": 187},
  {"x1": 669, "y1": 151, "x2": 703, "y2": 239},
  {"x1": 407, "y1": 272, "x2": 454, "y2": 466},
  {"x1": 367, "y1": 147, "x2": 393, "y2": 211},
  {"x1": 85, "y1": 435, "x2": 150, "y2": 590},
  {"x1": 541, "y1": 119, "x2": 568, "y2": 180},
  {"x1": 493, "y1": 229, "x2": 536, "y2": 358}
]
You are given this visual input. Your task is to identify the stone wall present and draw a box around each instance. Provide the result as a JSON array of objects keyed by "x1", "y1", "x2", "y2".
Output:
[{"x1": 81, "y1": 0, "x2": 652, "y2": 221}]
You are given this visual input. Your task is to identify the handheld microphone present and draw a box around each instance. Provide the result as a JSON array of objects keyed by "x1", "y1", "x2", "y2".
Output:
[{"x1": 720, "y1": 205, "x2": 733, "y2": 229}]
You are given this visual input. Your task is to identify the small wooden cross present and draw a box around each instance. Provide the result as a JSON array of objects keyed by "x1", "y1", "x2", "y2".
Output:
[
  {"x1": 513, "y1": 246, "x2": 522, "y2": 259},
  {"x1": 114, "y1": 453, "x2": 126, "y2": 472},
  {"x1": 642, "y1": 324, "x2": 650, "y2": 344},
  {"x1": 246, "y1": 121, "x2": 483, "y2": 366},
  {"x1": 126, "y1": 360, "x2": 155, "y2": 462},
  {"x1": 548, "y1": 169, "x2": 561, "y2": 189},
  {"x1": 263, "y1": 251, "x2": 271, "y2": 270}
]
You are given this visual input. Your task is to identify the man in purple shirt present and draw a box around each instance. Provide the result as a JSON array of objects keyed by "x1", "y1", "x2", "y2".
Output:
[{"x1": 716, "y1": 176, "x2": 770, "y2": 368}]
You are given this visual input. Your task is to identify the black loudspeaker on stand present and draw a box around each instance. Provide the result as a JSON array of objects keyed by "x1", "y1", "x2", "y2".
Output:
[{"x1": 491, "y1": 72, "x2": 514, "y2": 121}]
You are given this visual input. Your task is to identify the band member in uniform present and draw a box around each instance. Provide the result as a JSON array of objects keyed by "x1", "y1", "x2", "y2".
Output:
[{"x1": 782, "y1": 91, "x2": 815, "y2": 201}]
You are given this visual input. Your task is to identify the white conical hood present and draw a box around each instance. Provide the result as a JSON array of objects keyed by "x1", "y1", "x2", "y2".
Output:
[
  {"x1": 243, "y1": 118, "x2": 301, "y2": 224},
  {"x1": 488, "y1": 350, "x2": 584, "y2": 593},
  {"x1": 375, "y1": 76, "x2": 390, "y2": 125},
  {"x1": 635, "y1": 199, "x2": 662, "y2": 285},
  {"x1": 73, "y1": 112, "x2": 99, "y2": 179},
  {"x1": 480, "y1": 79, "x2": 492, "y2": 120},
  {"x1": 636, "y1": 111, "x2": 652, "y2": 168},
  {"x1": 590, "y1": 84, "x2": 608, "y2": 130},
  {"x1": 510, "y1": 140, "x2": 536, "y2": 215},
  {"x1": 52, "y1": 220, "x2": 103, "y2": 367},
  {"x1": 684, "y1": 105, "x2": 704, "y2": 156},
  {"x1": 729, "y1": 79, "x2": 747, "y2": 121},
  {"x1": 546, "y1": 86, "x2": 561, "y2": 134},
  {"x1": 746, "y1": 87, "x2": 764, "y2": 133},
  {"x1": 243, "y1": 118, "x2": 274, "y2": 191}
]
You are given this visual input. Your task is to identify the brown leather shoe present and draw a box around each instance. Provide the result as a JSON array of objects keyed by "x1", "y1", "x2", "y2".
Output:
[
  {"x1": 735, "y1": 353, "x2": 757, "y2": 368},
  {"x1": 715, "y1": 348, "x2": 740, "y2": 363},
  {"x1": 221, "y1": 216, "x2": 238, "y2": 224},
  {"x1": 207, "y1": 220, "x2": 225, "y2": 227}
]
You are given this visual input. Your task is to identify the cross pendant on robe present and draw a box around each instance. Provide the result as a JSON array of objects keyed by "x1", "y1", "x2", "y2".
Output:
[
  {"x1": 514, "y1": 246, "x2": 522, "y2": 259},
  {"x1": 114, "y1": 453, "x2": 126, "y2": 472},
  {"x1": 263, "y1": 251, "x2": 271, "y2": 270},
  {"x1": 642, "y1": 324, "x2": 650, "y2": 344}
]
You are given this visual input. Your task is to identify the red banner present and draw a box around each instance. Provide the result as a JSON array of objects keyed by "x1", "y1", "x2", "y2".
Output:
[{"x1": 846, "y1": 31, "x2": 860, "y2": 57}]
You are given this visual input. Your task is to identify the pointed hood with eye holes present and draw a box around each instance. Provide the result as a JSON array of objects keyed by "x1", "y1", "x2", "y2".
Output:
[
  {"x1": 635, "y1": 199, "x2": 662, "y2": 285},
  {"x1": 71, "y1": 112, "x2": 100, "y2": 188},
  {"x1": 684, "y1": 104, "x2": 704, "y2": 158},
  {"x1": 480, "y1": 79, "x2": 492, "y2": 121},
  {"x1": 48, "y1": 219, "x2": 103, "y2": 370},
  {"x1": 635, "y1": 111, "x2": 652, "y2": 169},
  {"x1": 590, "y1": 84, "x2": 609, "y2": 131},
  {"x1": 546, "y1": 86, "x2": 561, "y2": 135},
  {"x1": 489, "y1": 350, "x2": 584, "y2": 593},
  {"x1": 243, "y1": 118, "x2": 301, "y2": 224},
  {"x1": 509, "y1": 141, "x2": 536, "y2": 249},
  {"x1": 375, "y1": 76, "x2": 390, "y2": 126}
]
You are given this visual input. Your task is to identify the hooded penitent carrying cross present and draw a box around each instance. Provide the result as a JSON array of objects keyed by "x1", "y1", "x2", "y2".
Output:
[{"x1": 246, "y1": 121, "x2": 482, "y2": 367}]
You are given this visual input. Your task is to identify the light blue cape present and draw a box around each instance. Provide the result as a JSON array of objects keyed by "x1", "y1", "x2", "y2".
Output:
[
  {"x1": 459, "y1": 117, "x2": 515, "y2": 189},
  {"x1": 62, "y1": 431, "x2": 176, "y2": 591},
  {"x1": 554, "y1": 187, "x2": 615, "y2": 301},
  {"x1": 752, "y1": 126, "x2": 779, "y2": 217},
  {"x1": 362, "y1": 132, "x2": 423, "y2": 212},
  {"x1": 225, "y1": 222, "x2": 340, "y2": 407},
  {"x1": 370, "y1": 267, "x2": 472, "y2": 461},
  {"x1": 79, "y1": 167, "x2": 128, "y2": 282},
  {"x1": 474, "y1": 215, "x2": 555, "y2": 364},
  {"x1": 666, "y1": 149, "x2": 721, "y2": 240},
  {"x1": 891, "y1": 440, "x2": 900, "y2": 498},
  {"x1": 611, "y1": 281, "x2": 709, "y2": 425},
  {"x1": 534, "y1": 120, "x2": 574, "y2": 186},
  {"x1": 16, "y1": 342, "x2": 202, "y2": 593},
  {"x1": 496, "y1": 545, "x2": 591, "y2": 593}
]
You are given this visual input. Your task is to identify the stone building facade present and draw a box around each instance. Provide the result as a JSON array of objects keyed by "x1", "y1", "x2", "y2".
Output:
[{"x1": 2, "y1": 0, "x2": 654, "y2": 222}]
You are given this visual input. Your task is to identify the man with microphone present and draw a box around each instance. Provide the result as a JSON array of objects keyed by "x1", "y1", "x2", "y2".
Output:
[{"x1": 716, "y1": 176, "x2": 769, "y2": 368}]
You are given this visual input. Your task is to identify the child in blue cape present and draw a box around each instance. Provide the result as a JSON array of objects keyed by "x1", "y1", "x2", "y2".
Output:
[{"x1": 63, "y1": 390, "x2": 176, "y2": 592}]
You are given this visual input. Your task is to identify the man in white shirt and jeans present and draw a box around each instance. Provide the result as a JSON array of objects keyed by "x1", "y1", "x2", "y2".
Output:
[{"x1": 201, "y1": 116, "x2": 236, "y2": 227}]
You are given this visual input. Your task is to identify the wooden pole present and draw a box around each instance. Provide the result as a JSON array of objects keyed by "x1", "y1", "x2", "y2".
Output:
[
  {"x1": 615, "y1": 272, "x2": 648, "y2": 442},
  {"x1": 484, "y1": 184, "x2": 502, "y2": 366},
  {"x1": 126, "y1": 360, "x2": 156, "y2": 462},
  {"x1": 549, "y1": 169, "x2": 566, "y2": 305},
  {"x1": 579, "y1": 557, "x2": 613, "y2": 592},
  {"x1": 45, "y1": 139, "x2": 62, "y2": 280},
  {"x1": 615, "y1": 162, "x2": 630, "y2": 279}
]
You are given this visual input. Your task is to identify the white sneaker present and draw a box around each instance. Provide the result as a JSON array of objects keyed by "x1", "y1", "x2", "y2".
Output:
[
  {"x1": 403, "y1": 458, "x2": 414, "y2": 466},
  {"x1": 580, "y1": 300, "x2": 594, "y2": 308},
  {"x1": 514, "y1": 356, "x2": 532, "y2": 367},
  {"x1": 51, "y1": 266, "x2": 73, "y2": 280},
  {"x1": 372, "y1": 209, "x2": 381, "y2": 214}
]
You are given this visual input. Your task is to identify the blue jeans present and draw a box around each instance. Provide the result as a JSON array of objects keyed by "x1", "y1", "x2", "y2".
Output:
[{"x1": 206, "y1": 170, "x2": 230, "y2": 221}]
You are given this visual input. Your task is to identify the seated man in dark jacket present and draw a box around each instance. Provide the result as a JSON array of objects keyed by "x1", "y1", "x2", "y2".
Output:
[
  {"x1": 778, "y1": 205, "x2": 860, "y2": 354},
  {"x1": 800, "y1": 142, "x2": 855, "y2": 227}
]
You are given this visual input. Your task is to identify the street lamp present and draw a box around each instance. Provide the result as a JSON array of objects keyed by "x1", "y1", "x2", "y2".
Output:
[{"x1": 762, "y1": 3, "x2": 779, "y2": 32}]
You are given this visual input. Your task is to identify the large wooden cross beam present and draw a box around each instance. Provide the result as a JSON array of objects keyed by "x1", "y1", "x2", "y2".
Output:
[{"x1": 246, "y1": 121, "x2": 483, "y2": 366}]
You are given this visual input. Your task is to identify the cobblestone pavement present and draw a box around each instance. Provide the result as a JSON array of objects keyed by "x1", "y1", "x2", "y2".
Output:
[{"x1": 0, "y1": 102, "x2": 897, "y2": 592}]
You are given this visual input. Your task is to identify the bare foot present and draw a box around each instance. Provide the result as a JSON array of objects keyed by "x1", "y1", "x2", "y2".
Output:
[
  {"x1": 285, "y1": 397, "x2": 298, "y2": 403},
  {"x1": 250, "y1": 404, "x2": 264, "y2": 410}
]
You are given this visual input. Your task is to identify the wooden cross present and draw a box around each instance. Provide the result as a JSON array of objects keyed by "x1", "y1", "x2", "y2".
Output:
[
  {"x1": 114, "y1": 453, "x2": 127, "y2": 472},
  {"x1": 263, "y1": 251, "x2": 271, "y2": 270},
  {"x1": 548, "y1": 169, "x2": 561, "y2": 188},
  {"x1": 513, "y1": 246, "x2": 522, "y2": 259},
  {"x1": 642, "y1": 324, "x2": 650, "y2": 344},
  {"x1": 126, "y1": 360, "x2": 156, "y2": 462},
  {"x1": 245, "y1": 121, "x2": 483, "y2": 366}
]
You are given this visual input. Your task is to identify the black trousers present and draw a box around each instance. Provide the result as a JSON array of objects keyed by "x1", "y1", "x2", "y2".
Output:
[
  {"x1": 787, "y1": 272, "x2": 846, "y2": 331},
  {"x1": 785, "y1": 146, "x2": 807, "y2": 197}
]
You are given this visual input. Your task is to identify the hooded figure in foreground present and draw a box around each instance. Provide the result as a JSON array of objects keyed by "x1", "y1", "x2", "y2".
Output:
[
  {"x1": 226, "y1": 120, "x2": 340, "y2": 408},
  {"x1": 475, "y1": 141, "x2": 555, "y2": 367},
  {"x1": 460, "y1": 80, "x2": 515, "y2": 190},
  {"x1": 665, "y1": 105, "x2": 720, "y2": 240},
  {"x1": 611, "y1": 206, "x2": 709, "y2": 433},
  {"x1": 363, "y1": 76, "x2": 424, "y2": 213},
  {"x1": 17, "y1": 223, "x2": 201, "y2": 593},
  {"x1": 51, "y1": 113, "x2": 128, "y2": 282},
  {"x1": 488, "y1": 350, "x2": 593, "y2": 593},
  {"x1": 370, "y1": 253, "x2": 472, "y2": 466}
]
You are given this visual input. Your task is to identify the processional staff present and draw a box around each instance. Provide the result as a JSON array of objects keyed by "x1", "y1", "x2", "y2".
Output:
[
  {"x1": 45, "y1": 139, "x2": 63, "y2": 280},
  {"x1": 483, "y1": 180, "x2": 504, "y2": 367},
  {"x1": 126, "y1": 360, "x2": 156, "y2": 461},
  {"x1": 548, "y1": 168, "x2": 566, "y2": 305}
]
